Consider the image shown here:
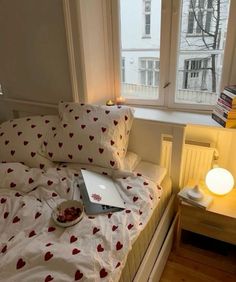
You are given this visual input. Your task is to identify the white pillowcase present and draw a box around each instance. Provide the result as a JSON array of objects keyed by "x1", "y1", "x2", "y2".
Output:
[
  {"x1": 0, "y1": 115, "x2": 59, "y2": 168},
  {"x1": 41, "y1": 102, "x2": 134, "y2": 169}
]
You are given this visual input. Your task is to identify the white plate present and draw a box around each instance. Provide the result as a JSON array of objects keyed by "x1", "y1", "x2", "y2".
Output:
[{"x1": 52, "y1": 200, "x2": 84, "y2": 227}]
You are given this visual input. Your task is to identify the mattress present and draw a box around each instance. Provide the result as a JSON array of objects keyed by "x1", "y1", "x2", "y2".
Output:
[{"x1": 119, "y1": 174, "x2": 172, "y2": 282}]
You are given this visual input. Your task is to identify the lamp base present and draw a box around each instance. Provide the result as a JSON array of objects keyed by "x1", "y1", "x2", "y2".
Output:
[{"x1": 187, "y1": 185, "x2": 203, "y2": 201}]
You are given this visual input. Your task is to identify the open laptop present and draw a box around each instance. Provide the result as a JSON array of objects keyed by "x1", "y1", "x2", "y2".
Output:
[{"x1": 79, "y1": 169, "x2": 125, "y2": 215}]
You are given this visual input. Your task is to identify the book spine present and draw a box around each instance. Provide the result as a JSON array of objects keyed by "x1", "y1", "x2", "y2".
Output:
[
  {"x1": 223, "y1": 89, "x2": 236, "y2": 99},
  {"x1": 217, "y1": 99, "x2": 231, "y2": 111},
  {"x1": 225, "y1": 86, "x2": 236, "y2": 94},
  {"x1": 217, "y1": 97, "x2": 233, "y2": 109},
  {"x1": 213, "y1": 107, "x2": 228, "y2": 119},
  {"x1": 212, "y1": 112, "x2": 226, "y2": 127},
  {"x1": 220, "y1": 92, "x2": 235, "y2": 105}
]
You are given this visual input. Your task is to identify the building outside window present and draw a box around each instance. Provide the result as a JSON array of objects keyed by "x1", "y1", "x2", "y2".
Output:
[
  {"x1": 139, "y1": 58, "x2": 160, "y2": 86},
  {"x1": 143, "y1": 0, "x2": 152, "y2": 37},
  {"x1": 118, "y1": 0, "x2": 232, "y2": 109},
  {"x1": 121, "y1": 57, "x2": 125, "y2": 82}
]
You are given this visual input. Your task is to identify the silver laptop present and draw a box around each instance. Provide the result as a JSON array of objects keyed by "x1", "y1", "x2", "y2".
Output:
[{"x1": 79, "y1": 169, "x2": 125, "y2": 215}]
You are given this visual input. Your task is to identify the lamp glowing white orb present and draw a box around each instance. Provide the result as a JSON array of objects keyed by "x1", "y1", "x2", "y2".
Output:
[{"x1": 205, "y1": 168, "x2": 234, "y2": 195}]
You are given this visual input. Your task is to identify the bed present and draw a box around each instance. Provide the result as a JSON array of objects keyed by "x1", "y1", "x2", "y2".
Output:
[{"x1": 0, "y1": 103, "x2": 186, "y2": 281}]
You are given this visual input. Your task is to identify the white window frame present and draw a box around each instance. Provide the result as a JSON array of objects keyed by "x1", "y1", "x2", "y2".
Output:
[
  {"x1": 139, "y1": 57, "x2": 160, "y2": 86},
  {"x1": 111, "y1": 0, "x2": 236, "y2": 112}
]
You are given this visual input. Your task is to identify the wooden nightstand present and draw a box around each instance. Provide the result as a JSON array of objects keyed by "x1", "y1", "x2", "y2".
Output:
[{"x1": 176, "y1": 185, "x2": 236, "y2": 247}]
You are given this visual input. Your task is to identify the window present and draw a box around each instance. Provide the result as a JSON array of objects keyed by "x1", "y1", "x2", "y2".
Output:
[
  {"x1": 187, "y1": 0, "x2": 213, "y2": 36},
  {"x1": 139, "y1": 58, "x2": 160, "y2": 86},
  {"x1": 143, "y1": 0, "x2": 152, "y2": 37},
  {"x1": 117, "y1": 0, "x2": 233, "y2": 110}
]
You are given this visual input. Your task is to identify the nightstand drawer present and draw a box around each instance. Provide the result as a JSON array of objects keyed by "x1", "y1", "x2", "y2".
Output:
[{"x1": 180, "y1": 204, "x2": 236, "y2": 245}]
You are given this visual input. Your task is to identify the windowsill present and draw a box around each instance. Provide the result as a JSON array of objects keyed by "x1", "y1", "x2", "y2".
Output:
[{"x1": 133, "y1": 107, "x2": 231, "y2": 130}]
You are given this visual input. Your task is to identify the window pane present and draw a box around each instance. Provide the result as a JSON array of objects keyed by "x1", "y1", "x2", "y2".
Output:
[
  {"x1": 120, "y1": 0, "x2": 162, "y2": 100},
  {"x1": 176, "y1": 0, "x2": 231, "y2": 105},
  {"x1": 196, "y1": 11, "x2": 203, "y2": 33}
]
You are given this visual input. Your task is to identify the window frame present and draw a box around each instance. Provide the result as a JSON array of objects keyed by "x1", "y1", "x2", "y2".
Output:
[
  {"x1": 111, "y1": 0, "x2": 236, "y2": 112},
  {"x1": 143, "y1": 0, "x2": 152, "y2": 38}
]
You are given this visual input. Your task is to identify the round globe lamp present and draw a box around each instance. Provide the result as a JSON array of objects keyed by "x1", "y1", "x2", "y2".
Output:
[{"x1": 205, "y1": 168, "x2": 234, "y2": 195}]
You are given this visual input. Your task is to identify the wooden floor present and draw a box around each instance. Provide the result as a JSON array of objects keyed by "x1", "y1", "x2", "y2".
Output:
[{"x1": 160, "y1": 232, "x2": 236, "y2": 282}]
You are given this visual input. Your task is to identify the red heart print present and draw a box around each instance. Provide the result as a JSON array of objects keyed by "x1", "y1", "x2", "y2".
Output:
[
  {"x1": 45, "y1": 120, "x2": 50, "y2": 124},
  {"x1": 78, "y1": 144, "x2": 83, "y2": 150},
  {"x1": 93, "y1": 227, "x2": 100, "y2": 234},
  {"x1": 28, "y1": 178, "x2": 34, "y2": 184},
  {"x1": 116, "y1": 241, "x2": 123, "y2": 251},
  {"x1": 86, "y1": 110, "x2": 91, "y2": 113},
  {"x1": 72, "y1": 248, "x2": 80, "y2": 255},
  {"x1": 89, "y1": 135, "x2": 94, "y2": 141},
  {"x1": 105, "y1": 110, "x2": 110, "y2": 114},
  {"x1": 100, "y1": 268, "x2": 108, "y2": 278},
  {"x1": 125, "y1": 209, "x2": 131, "y2": 213},
  {"x1": 45, "y1": 243, "x2": 53, "y2": 247},
  {"x1": 31, "y1": 124, "x2": 36, "y2": 128},
  {"x1": 143, "y1": 181, "x2": 149, "y2": 186},
  {"x1": 93, "y1": 117, "x2": 98, "y2": 121},
  {"x1": 4, "y1": 212, "x2": 9, "y2": 219},
  {"x1": 137, "y1": 173, "x2": 142, "y2": 176},
  {"x1": 70, "y1": 235, "x2": 77, "y2": 243},
  {"x1": 15, "y1": 192, "x2": 21, "y2": 197},
  {"x1": 35, "y1": 212, "x2": 41, "y2": 219},
  {"x1": 133, "y1": 196, "x2": 138, "y2": 202},
  {"x1": 48, "y1": 227, "x2": 56, "y2": 232},
  {"x1": 149, "y1": 194, "x2": 153, "y2": 200},
  {"x1": 63, "y1": 123, "x2": 68, "y2": 128},
  {"x1": 0, "y1": 132, "x2": 4, "y2": 136},
  {"x1": 52, "y1": 192, "x2": 57, "y2": 197},
  {"x1": 11, "y1": 150, "x2": 15, "y2": 156},
  {"x1": 127, "y1": 186, "x2": 132, "y2": 190},
  {"x1": 40, "y1": 164, "x2": 45, "y2": 169},
  {"x1": 128, "y1": 224, "x2": 134, "y2": 230},
  {"x1": 88, "y1": 158, "x2": 93, "y2": 163},
  {"x1": 47, "y1": 180, "x2": 53, "y2": 186},
  {"x1": 107, "y1": 213, "x2": 112, "y2": 219},
  {"x1": 44, "y1": 141, "x2": 48, "y2": 146},
  {"x1": 81, "y1": 124, "x2": 86, "y2": 129},
  {"x1": 75, "y1": 270, "x2": 83, "y2": 280},
  {"x1": 29, "y1": 230, "x2": 36, "y2": 238},
  {"x1": 101, "y1": 127, "x2": 106, "y2": 132},
  {"x1": 16, "y1": 258, "x2": 26, "y2": 269},
  {"x1": 125, "y1": 115, "x2": 128, "y2": 121},
  {"x1": 5, "y1": 140, "x2": 9, "y2": 145},
  {"x1": 97, "y1": 244, "x2": 104, "y2": 252},
  {"x1": 1, "y1": 245, "x2": 7, "y2": 254},
  {"x1": 113, "y1": 120, "x2": 118, "y2": 126},
  {"x1": 68, "y1": 154, "x2": 73, "y2": 160},
  {"x1": 116, "y1": 262, "x2": 121, "y2": 268},
  {"x1": 31, "y1": 152, "x2": 36, "y2": 157},
  {"x1": 44, "y1": 251, "x2": 53, "y2": 261},
  {"x1": 139, "y1": 210, "x2": 143, "y2": 215},
  {"x1": 10, "y1": 182, "x2": 16, "y2": 188},
  {"x1": 45, "y1": 274, "x2": 54, "y2": 282},
  {"x1": 13, "y1": 124, "x2": 17, "y2": 128},
  {"x1": 13, "y1": 216, "x2": 20, "y2": 223},
  {"x1": 112, "y1": 225, "x2": 118, "y2": 231},
  {"x1": 48, "y1": 152, "x2": 53, "y2": 158},
  {"x1": 37, "y1": 134, "x2": 42, "y2": 138},
  {"x1": 110, "y1": 140, "x2": 115, "y2": 146},
  {"x1": 66, "y1": 188, "x2": 70, "y2": 193},
  {"x1": 26, "y1": 118, "x2": 31, "y2": 121},
  {"x1": 99, "y1": 148, "x2": 104, "y2": 154},
  {"x1": 58, "y1": 142, "x2": 63, "y2": 148},
  {"x1": 74, "y1": 116, "x2": 79, "y2": 120},
  {"x1": 69, "y1": 109, "x2": 73, "y2": 113},
  {"x1": 23, "y1": 141, "x2": 29, "y2": 146},
  {"x1": 0, "y1": 198, "x2": 6, "y2": 203},
  {"x1": 69, "y1": 133, "x2": 74, "y2": 138},
  {"x1": 110, "y1": 161, "x2": 115, "y2": 167}
]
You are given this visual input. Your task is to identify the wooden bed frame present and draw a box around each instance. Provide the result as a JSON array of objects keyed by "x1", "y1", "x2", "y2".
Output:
[{"x1": 1, "y1": 102, "x2": 186, "y2": 281}]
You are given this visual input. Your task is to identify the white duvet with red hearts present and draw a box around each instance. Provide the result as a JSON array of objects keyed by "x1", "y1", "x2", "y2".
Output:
[{"x1": 0, "y1": 163, "x2": 163, "y2": 282}]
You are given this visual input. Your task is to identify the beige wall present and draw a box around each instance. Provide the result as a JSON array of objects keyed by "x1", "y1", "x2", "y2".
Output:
[{"x1": 0, "y1": 0, "x2": 73, "y2": 120}]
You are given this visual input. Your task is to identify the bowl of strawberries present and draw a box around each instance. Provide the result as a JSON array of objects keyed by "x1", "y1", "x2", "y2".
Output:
[{"x1": 52, "y1": 200, "x2": 84, "y2": 227}]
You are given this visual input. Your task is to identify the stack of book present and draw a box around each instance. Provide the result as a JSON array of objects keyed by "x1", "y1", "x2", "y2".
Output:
[{"x1": 212, "y1": 85, "x2": 236, "y2": 128}]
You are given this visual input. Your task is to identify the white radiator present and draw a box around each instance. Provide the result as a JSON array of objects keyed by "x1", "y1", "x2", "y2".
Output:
[{"x1": 161, "y1": 140, "x2": 218, "y2": 187}]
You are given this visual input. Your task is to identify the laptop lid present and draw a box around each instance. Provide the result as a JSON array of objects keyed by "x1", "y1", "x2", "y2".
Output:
[{"x1": 81, "y1": 169, "x2": 125, "y2": 209}]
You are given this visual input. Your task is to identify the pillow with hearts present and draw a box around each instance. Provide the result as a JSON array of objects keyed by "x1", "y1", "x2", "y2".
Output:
[
  {"x1": 0, "y1": 115, "x2": 59, "y2": 168},
  {"x1": 40, "y1": 102, "x2": 134, "y2": 169}
]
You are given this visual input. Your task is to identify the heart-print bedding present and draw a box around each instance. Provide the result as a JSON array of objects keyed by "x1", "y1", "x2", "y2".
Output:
[{"x1": 0, "y1": 163, "x2": 163, "y2": 282}]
